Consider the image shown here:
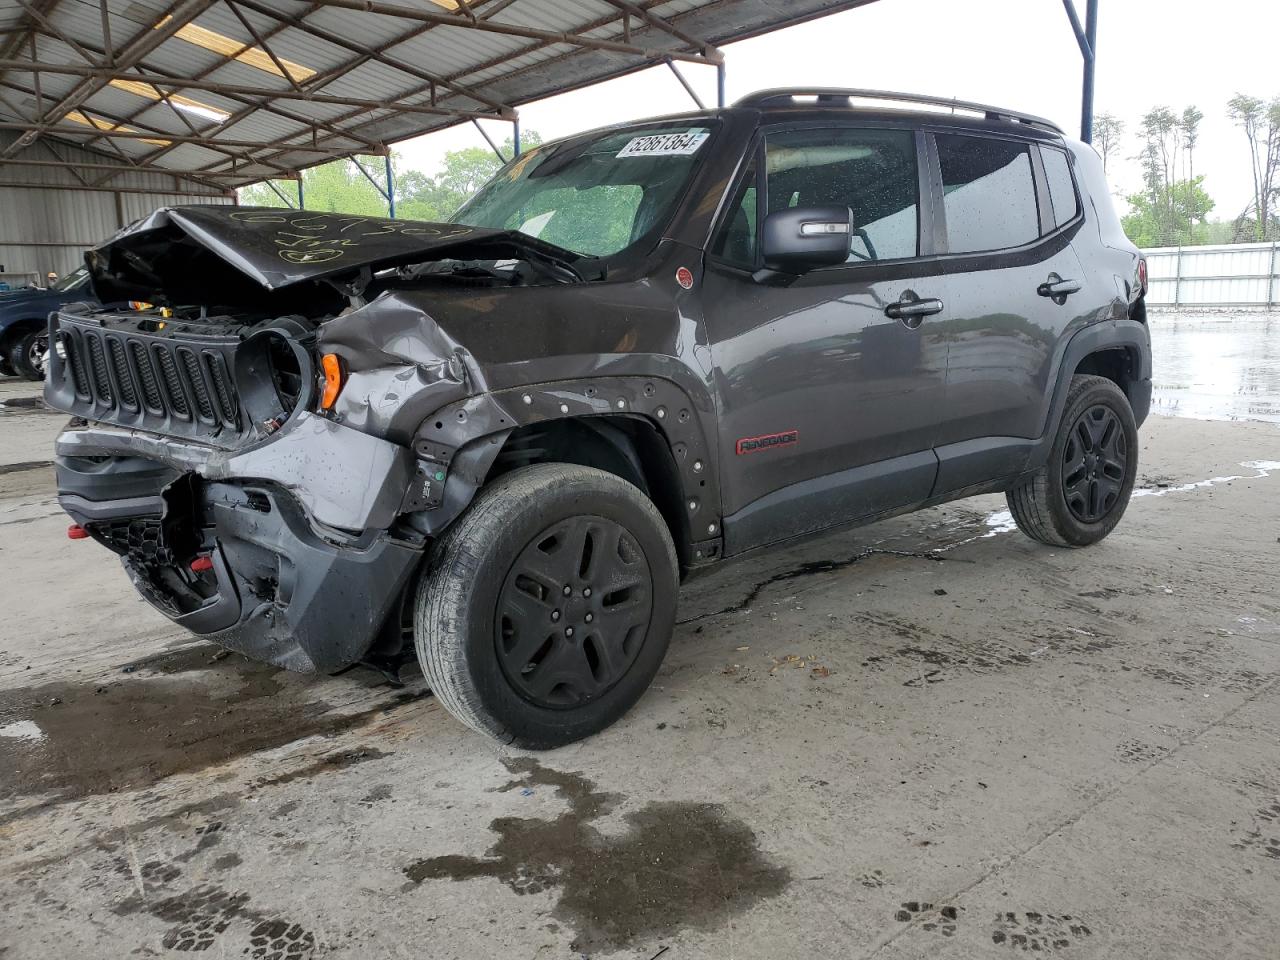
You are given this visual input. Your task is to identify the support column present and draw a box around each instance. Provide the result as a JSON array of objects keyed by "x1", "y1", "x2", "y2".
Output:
[
  {"x1": 385, "y1": 154, "x2": 396, "y2": 219},
  {"x1": 1080, "y1": 0, "x2": 1098, "y2": 143},
  {"x1": 513, "y1": 118, "x2": 521, "y2": 158},
  {"x1": 297, "y1": 176, "x2": 304, "y2": 210},
  {"x1": 717, "y1": 62, "x2": 726, "y2": 109}
]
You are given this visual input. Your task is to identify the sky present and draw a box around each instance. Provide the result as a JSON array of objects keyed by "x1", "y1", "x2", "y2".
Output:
[{"x1": 395, "y1": 0, "x2": 1279, "y2": 219}]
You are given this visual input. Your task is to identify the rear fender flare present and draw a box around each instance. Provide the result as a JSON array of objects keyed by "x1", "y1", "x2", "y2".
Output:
[
  {"x1": 1028, "y1": 318, "x2": 1152, "y2": 470},
  {"x1": 410, "y1": 376, "x2": 723, "y2": 561}
]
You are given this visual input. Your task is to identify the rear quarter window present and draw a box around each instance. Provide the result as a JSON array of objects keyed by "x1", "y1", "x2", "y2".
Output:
[
  {"x1": 935, "y1": 133, "x2": 1040, "y2": 253},
  {"x1": 1041, "y1": 147, "x2": 1080, "y2": 228}
]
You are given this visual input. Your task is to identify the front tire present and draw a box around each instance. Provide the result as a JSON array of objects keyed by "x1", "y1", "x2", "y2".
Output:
[
  {"x1": 414, "y1": 463, "x2": 679, "y2": 749},
  {"x1": 1007, "y1": 374, "x2": 1139, "y2": 547},
  {"x1": 7, "y1": 329, "x2": 48, "y2": 381}
]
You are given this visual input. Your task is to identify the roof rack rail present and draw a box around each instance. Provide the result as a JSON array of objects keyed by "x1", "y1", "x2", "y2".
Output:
[{"x1": 734, "y1": 88, "x2": 1064, "y2": 135}]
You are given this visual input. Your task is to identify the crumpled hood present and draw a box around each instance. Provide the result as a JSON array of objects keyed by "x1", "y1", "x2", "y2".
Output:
[{"x1": 84, "y1": 205, "x2": 580, "y2": 306}]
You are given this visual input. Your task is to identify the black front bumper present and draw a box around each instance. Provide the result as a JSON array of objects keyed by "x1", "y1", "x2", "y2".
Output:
[{"x1": 58, "y1": 457, "x2": 422, "y2": 673}]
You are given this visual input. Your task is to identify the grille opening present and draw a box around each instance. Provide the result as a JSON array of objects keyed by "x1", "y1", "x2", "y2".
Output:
[
  {"x1": 234, "y1": 331, "x2": 309, "y2": 435},
  {"x1": 267, "y1": 337, "x2": 303, "y2": 409}
]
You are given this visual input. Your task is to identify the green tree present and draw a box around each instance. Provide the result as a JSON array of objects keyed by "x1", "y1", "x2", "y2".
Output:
[
  {"x1": 237, "y1": 132, "x2": 544, "y2": 222},
  {"x1": 399, "y1": 131, "x2": 544, "y2": 221},
  {"x1": 238, "y1": 154, "x2": 388, "y2": 214},
  {"x1": 1092, "y1": 112, "x2": 1124, "y2": 173},
  {"x1": 1122, "y1": 175, "x2": 1215, "y2": 247},
  {"x1": 1180, "y1": 105, "x2": 1203, "y2": 188},
  {"x1": 1226, "y1": 93, "x2": 1280, "y2": 241}
]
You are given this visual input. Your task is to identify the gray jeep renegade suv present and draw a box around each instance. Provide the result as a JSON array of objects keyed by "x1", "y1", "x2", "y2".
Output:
[{"x1": 45, "y1": 89, "x2": 1151, "y2": 747}]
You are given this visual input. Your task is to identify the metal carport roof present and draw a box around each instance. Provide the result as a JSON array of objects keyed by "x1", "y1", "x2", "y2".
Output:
[{"x1": 0, "y1": 0, "x2": 1100, "y2": 196}]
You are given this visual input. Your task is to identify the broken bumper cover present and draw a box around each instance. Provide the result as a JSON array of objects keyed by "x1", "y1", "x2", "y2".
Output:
[
  {"x1": 55, "y1": 416, "x2": 424, "y2": 673},
  {"x1": 183, "y1": 483, "x2": 419, "y2": 673}
]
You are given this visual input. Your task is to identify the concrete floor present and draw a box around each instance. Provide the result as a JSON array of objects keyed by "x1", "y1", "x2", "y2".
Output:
[{"x1": 2, "y1": 316, "x2": 1279, "y2": 960}]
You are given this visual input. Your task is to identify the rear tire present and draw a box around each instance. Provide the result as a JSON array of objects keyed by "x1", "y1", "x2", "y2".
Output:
[
  {"x1": 1007, "y1": 374, "x2": 1138, "y2": 547},
  {"x1": 414, "y1": 463, "x2": 679, "y2": 749}
]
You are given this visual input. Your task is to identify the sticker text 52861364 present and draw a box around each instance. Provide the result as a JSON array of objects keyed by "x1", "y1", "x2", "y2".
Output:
[{"x1": 616, "y1": 129, "x2": 709, "y2": 159}]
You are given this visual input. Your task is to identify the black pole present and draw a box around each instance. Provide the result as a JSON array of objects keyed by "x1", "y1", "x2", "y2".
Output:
[{"x1": 1080, "y1": 0, "x2": 1098, "y2": 143}]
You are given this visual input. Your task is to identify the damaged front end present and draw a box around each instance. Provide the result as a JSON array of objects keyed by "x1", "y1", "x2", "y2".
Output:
[{"x1": 44, "y1": 206, "x2": 575, "y2": 672}]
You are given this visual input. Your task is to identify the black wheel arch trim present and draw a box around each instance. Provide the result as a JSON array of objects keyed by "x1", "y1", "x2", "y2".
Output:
[
  {"x1": 1028, "y1": 318, "x2": 1152, "y2": 471},
  {"x1": 410, "y1": 376, "x2": 722, "y2": 568}
]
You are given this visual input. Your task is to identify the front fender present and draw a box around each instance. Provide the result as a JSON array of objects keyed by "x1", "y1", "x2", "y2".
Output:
[{"x1": 409, "y1": 375, "x2": 722, "y2": 556}]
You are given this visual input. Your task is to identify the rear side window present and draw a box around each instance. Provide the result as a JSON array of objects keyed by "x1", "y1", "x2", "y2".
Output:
[
  {"x1": 1041, "y1": 147, "x2": 1079, "y2": 227},
  {"x1": 935, "y1": 133, "x2": 1040, "y2": 253},
  {"x1": 764, "y1": 128, "x2": 919, "y2": 262}
]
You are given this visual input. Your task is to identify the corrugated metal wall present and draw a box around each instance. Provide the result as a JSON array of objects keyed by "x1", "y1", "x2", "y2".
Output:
[
  {"x1": 1143, "y1": 242, "x2": 1280, "y2": 308},
  {"x1": 0, "y1": 132, "x2": 231, "y2": 286}
]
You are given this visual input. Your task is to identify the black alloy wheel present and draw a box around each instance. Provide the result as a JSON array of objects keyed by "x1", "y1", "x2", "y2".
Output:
[
  {"x1": 1006, "y1": 374, "x2": 1139, "y2": 548},
  {"x1": 496, "y1": 515, "x2": 653, "y2": 709},
  {"x1": 413, "y1": 463, "x2": 679, "y2": 748},
  {"x1": 1061, "y1": 404, "x2": 1128, "y2": 522}
]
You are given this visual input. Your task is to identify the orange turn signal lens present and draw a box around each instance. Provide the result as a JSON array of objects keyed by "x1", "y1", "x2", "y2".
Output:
[{"x1": 319, "y1": 353, "x2": 345, "y2": 411}]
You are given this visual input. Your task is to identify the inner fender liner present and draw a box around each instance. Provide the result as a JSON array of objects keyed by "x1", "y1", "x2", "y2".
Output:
[{"x1": 192, "y1": 482, "x2": 421, "y2": 673}]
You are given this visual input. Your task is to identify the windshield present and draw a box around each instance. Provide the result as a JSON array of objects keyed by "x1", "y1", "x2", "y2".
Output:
[
  {"x1": 51, "y1": 267, "x2": 89, "y2": 292},
  {"x1": 450, "y1": 124, "x2": 714, "y2": 258}
]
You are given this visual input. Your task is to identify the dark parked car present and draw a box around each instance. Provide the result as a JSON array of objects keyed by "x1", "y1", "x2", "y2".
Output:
[
  {"x1": 45, "y1": 89, "x2": 1151, "y2": 747},
  {"x1": 0, "y1": 267, "x2": 98, "y2": 380}
]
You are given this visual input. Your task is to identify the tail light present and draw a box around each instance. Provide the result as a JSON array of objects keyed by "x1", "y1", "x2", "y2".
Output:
[{"x1": 1137, "y1": 258, "x2": 1148, "y2": 296}]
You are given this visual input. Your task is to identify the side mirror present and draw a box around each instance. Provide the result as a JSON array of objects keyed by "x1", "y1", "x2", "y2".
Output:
[{"x1": 757, "y1": 205, "x2": 852, "y2": 282}]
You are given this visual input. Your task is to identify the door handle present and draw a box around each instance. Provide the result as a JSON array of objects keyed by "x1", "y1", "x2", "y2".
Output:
[
  {"x1": 1037, "y1": 274, "x2": 1082, "y2": 303},
  {"x1": 885, "y1": 291, "x2": 944, "y2": 328}
]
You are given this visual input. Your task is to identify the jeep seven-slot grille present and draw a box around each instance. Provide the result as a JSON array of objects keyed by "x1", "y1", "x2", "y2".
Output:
[{"x1": 54, "y1": 319, "x2": 242, "y2": 441}]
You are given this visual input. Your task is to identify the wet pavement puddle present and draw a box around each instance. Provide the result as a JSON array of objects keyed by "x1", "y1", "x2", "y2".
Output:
[
  {"x1": 1151, "y1": 315, "x2": 1280, "y2": 424},
  {"x1": 0, "y1": 643, "x2": 418, "y2": 815},
  {"x1": 403, "y1": 757, "x2": 791, "y2": 954}
]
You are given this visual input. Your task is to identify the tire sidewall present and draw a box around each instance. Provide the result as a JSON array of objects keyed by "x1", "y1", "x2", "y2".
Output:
[
  {"x1": 423, "y1": 467, "x2": 677, "y2": 748},
  {"x1": 9, "y1": 329, "x2": 46, "y2": 381},
  {"x1": 1045, "y1": 379, "x2": 1139, "y2": 545}
]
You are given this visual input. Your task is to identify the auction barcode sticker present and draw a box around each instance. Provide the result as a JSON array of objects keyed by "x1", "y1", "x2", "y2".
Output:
[{"x1": 617, "y1": 129, "x2": 709, "y2": 158}]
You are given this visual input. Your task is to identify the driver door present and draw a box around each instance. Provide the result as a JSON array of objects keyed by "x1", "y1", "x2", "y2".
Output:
[{"x1": 701, "y1": 124, "x2": 949, "y2": 553}]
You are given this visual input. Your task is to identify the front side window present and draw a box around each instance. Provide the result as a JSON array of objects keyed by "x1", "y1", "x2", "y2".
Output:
[
  {"x1": 451, "y1": 124, "x2": 713, "y2": 258},
  {"x1": 763, "y1": 128, "x2": 919, "y2": 262},
  {"x1": 935, "y1": 133, "x2": 1040, "y2": 253},
  {"x1": 1041, "y1": 147, "x2": 1079, "y2": 228},
  {"x1": 713, "y1": 155, "x2": 759, "y2": 266}
]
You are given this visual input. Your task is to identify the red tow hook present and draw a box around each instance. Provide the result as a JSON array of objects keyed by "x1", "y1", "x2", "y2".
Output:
[
  {"x1": 190, "y1": 555, "x2": 214, "y2": 573},
  {"x1": 67, "y1": 524, "x2": 90, "y2": 540}
]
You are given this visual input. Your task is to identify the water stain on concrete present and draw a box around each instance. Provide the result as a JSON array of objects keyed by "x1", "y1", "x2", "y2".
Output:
[
  {"x1": 403, "y1": 757, "x2": 790, "y2": 954},
  {"x1": 0, "y1": 649, "x2": 410, "y2": 810},
  {"x1": 250, "y1": 747, "x2": 391, "y2": 789}
]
